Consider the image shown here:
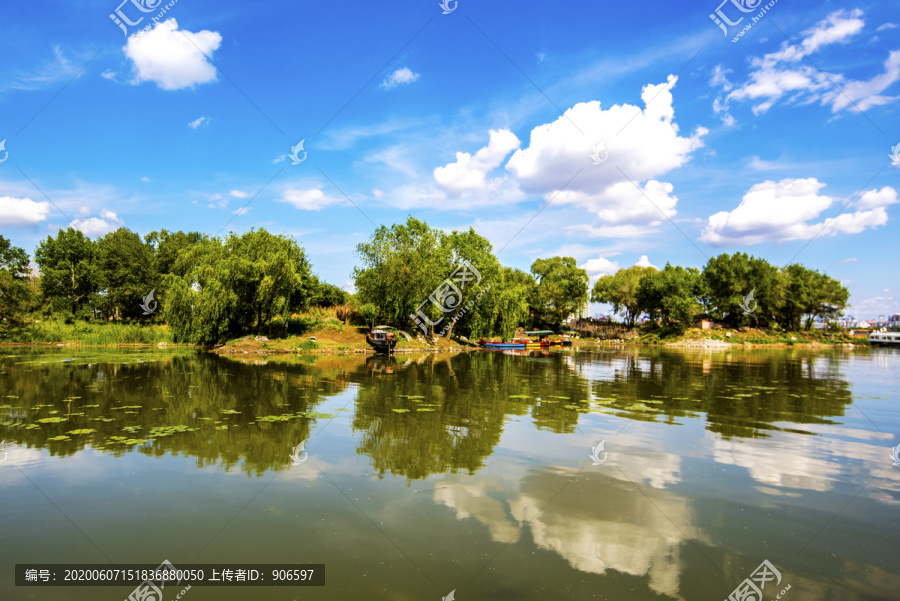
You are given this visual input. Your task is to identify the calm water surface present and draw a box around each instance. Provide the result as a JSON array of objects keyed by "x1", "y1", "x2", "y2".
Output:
[{"x1": 1, "y1": 346, "x2": 898, "y2": 601}]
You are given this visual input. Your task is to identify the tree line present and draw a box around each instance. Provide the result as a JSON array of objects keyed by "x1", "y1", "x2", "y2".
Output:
[
  {"x1": 0, "y1": 219, "x2": 848, "y2": 345},
  {"x1": 591, "y1": 253, "x2": 849, "y2": 331}
]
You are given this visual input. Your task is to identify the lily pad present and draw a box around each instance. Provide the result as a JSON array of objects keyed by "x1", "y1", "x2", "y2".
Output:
[
  {"x1": 48, "y1": 435, "x2": 71, "y2": 441},
  {"x1": 67, "y1": 429, "x2": 97, "y2": 435},
  {"x1": 37, "y1": 417, "x2": 67, "y2": 423},
  {"x1": 391, "y1": 408, "x2": 410, "y2": 413}
]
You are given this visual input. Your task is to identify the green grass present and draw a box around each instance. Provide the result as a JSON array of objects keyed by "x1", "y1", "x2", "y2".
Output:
[{"x1": 2, "y1": 319, "x2": 175, "y2": 345}]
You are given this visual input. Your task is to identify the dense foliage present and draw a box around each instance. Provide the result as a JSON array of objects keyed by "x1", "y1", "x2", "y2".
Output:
[
  {"x1": 593, "y1": 252, "x2": 849, "y2": 332},
  {"x1": 4, "y1": 223, "x2": 854, "y2": 345}
]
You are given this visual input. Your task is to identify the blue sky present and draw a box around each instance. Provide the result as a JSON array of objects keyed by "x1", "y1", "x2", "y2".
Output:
[{"x1": 1, "y1": 0, "x2": 898, "y2": 318}]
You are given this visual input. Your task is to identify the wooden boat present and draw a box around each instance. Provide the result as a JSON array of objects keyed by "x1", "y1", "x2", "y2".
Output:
[
  {"x1": 366, "y1": 329, "x2": 397, "y2": 353},
  {"x1": 869, "y1": 331, "x2": 900, "y2": 347}
]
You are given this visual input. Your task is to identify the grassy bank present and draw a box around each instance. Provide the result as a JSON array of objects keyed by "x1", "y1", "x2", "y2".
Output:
[
  {"x1": 634, "y1": 326, "x2": 868, "y2": 346},
  {"x1": 1, "y1": 319, "x2": 176, "y2": 345}
]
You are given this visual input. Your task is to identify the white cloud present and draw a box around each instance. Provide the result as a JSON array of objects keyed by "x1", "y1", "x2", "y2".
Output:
[
  {"x1": 233, "y1": 207, "x2": 251, "y2": 216},
  {"x1": 230, "y1": 190, "x2": 249, "y2": 198},
  {"x1": 506, "y1": 75, "x2": 707, "y2": 236},
  {"x1": 701, "y1": 179, "x2": 897, "y2": 245},
  {"x1": 714, "y1": 10, "x2": 900, "y2": 115},
  {"x1": 580, "y1": 256, "x2": 620, "y2": 279},
  {"x1": 877, "y1": 23, "x2": 898, "y2": 32},
  {"x1": 276, "y1": 186, "x2": 344, "y2": 211},
  {"x1": 635, "y1": 255, "x2": 657, "y2": 269},
  {"x1": 379, "y1": 67, "x2": 419, "y2": 90},
  {"x1": 0, "y1": 196, "x2": 51, "y2": 227},
  {"x1": 70, "y1": 209, "x2": 123, "y2": 237},
  {"x1": 188, "y1": 116, "x2": 210, "y2": 129},
  {"x1": 838, "y1": 257, "x2": 858, "y2": 263},
  {"x1": 141, "y1": 176, "x2": 150, "y2": 183},
  {"x1": 124, "y1": 19, "x2": 222, "y2": 90},
  {"x1": 434, "y1": 129, "x2": 521, "y2": 195}
]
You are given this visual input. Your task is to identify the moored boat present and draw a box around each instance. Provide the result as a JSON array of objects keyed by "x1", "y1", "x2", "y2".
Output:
[
  {"x1": 869, "y1": 331, "x2": 900, "y2": 347},
  {"x1": 479, "y1": 339, "x2": 526, "y2": 349},
  {"x1": 367, "y1": 328, "x2": 398, "y2": 353}
]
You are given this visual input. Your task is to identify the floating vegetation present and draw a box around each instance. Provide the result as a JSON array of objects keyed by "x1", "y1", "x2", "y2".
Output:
[
  {"x1": 297, "y1": 411, "x2": 334, "y2": 419},
  {"x1": 148, "y1": 425, "x2": 196, "y2": 437},
  {"x1": 91, "y1": 417, "x2": 115, "y2": 422},
  {"x1": 37, "y1": 417, "x2": 67, "y2": 423},
  {"x1": 47, "y1": 435, "x2": 71, "y2": 441},
  {"x1": 399, "y1": 395, "x2": 425, "y2": 399},
  {"x1": 123, "y1": 426, "x2": 142, "y2": 433},
  {"x1": 221, "y1": 409, "x2": 241, "y2": 414},
  {"x1": 198, "y1": 417, "x2": 213, "y2": 421},
  {"x1": 24, "y1": 424, "x2": 41, "y2": 430},
  {"x1": 67, "y1": 429, "x2": 97, "y2": 435},
  {"x1": 416, "y1": 408, "x2": 436, "y2": 412},
  {"x1": 391, "y1": 408, "x2": 410, "y2": 413},
  {"x1": 257, "y1": 414, "x2": 294, "y2": 422},
  {"x1": 215, "y1": 425, "x2": 228, "y2": 430},
  {"x1": 550, "y1": 396, "x2": 571, "y2": 399},
  {"x1": 562, "y1": 404, "x2": 581, "y2": 410},
  {"x1": 84, "y1": 404, "x2": 100, "y2": 408},
  {"x1": 508, "y1": 394, "x2": 530, "y2": 399}
]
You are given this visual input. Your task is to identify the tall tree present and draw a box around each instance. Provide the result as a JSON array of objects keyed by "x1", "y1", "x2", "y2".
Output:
[
  {"x1": 163, "y1": 229, "x2": 313, "y2": 345},
  {"x1": 0, "y1": 236, "x2": 35, "y2": 324},
  {"x1": 591, "y1": 265, "x2": 658, "y2": 327},
  {"x1": 96, "y1": 227, "x2": 158, "y2": 320},
  {"x1": 636, "y1": 264, "x2": 703, "y2": 330},
  {"x1": 530, "y1": 257, "x2": 589, "y2": 330},
  {"x1": 34, "y1": 228, "x2": 98, "y2": 317},
  {"x1": 702, "y1": 253, "x2": 779, "y2": 327},
  {"x1": 353, "y1": 217, "x2": 449, "y2": 334}
]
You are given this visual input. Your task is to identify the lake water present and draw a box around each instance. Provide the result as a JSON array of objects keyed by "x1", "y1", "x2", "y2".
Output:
[{"x1": 2, "y1": 346, "x2": 898, "y2": 601}]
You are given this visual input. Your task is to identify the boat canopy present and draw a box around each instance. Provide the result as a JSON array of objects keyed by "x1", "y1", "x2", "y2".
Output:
[{"x1": 524, "y1": 330, "x2": 554, "y2": 335}]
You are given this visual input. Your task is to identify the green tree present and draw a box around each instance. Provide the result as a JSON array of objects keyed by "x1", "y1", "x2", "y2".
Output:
[
  {"x1": 530, "y1": 257, "x2": 589, "y2": 330},
  {"x1": 438, "y1": 228, "x2": 502, "y2": 339},
  {"x1": 591, "y1": 265, "x2": 658, "y2": 327},
  {"x1": 310, "y1": 280, "x2": 349, "y2": 308},
  {"x1": 779, "y1": 264, "x2": 848, "y2": 331},
  {"x1": 0, "y1": 236, "x2": 36, "y2": 324},
  {"x1": 490, "y1": 268, "x2": 534, "y2": 341},
  {"x1": 34, "y1": 228, "x2": 99, "y2": 317},
  {"x1": 96, "y1": 227, "x2": 158, "y2": 320},
  {"x1": 360, "y1": 303, "x2": 378, "y2": 329},
  {"x1": 353, "y1": 217, "x2": 449, "y2": 334},
  {"x1": 702, "y1": 253, "x2": 780, "y2": 327},
  {"x1": 163, "y1": 229, "x2": 313, "y2": 345},
  {"x1": 636, "y1": 264, "x2": 703, "y2": 330}
]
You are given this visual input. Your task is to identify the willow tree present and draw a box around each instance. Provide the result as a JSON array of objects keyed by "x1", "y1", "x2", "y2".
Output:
[
  {"x1": 163, "y1": 229, "x2": 313, "y2": 345},
  {"x1": 531, "y1": 256, "x2": 589, "y2": 330}
]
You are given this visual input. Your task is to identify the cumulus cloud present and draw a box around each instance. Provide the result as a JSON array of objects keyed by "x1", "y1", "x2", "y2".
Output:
[
  {"x1": 188, "y1": 116, "x2": 210, "y2": 129},
  {"x1": 434, "y1": 129, "x2": 521, "y2": 196},
  {"x1": 230, "y1": 190, "x2": 249, "y2": 198},
  {"x1": 506, "y1": 75, "x2": 706, "y2": 235},
  {"x1": 635, "y1": 255, "x2": 657, "y2": 269},
  {"x1": 713, "y1": 9, "x2": 900, "y2": 115},
  {"x1": 701, "y1": 179, "x2": 897, "y2": 245},
  {"x1": 125, "y1": 19, "x2": 221, "y2": 90},
  {"x1": 0, "y1": 196, "x2": 51, "y2": 227},
  {"x1": 276, "y1": 186, "x2": 344, "y2": 211},
  {"x1": 70, "y1": 209, "x2": 123, "y2": 237},
  {"x1": 380, "y1": 67, "x2": 419, "y2": 90},
  {"x1": 580, "y1": 256, "x2": 620, "y2": 279}
]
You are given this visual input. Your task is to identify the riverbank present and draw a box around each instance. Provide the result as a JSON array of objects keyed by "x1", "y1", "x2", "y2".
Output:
[{"x1": 627, "y1": 326, "x2": 868, "y2": 348}]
